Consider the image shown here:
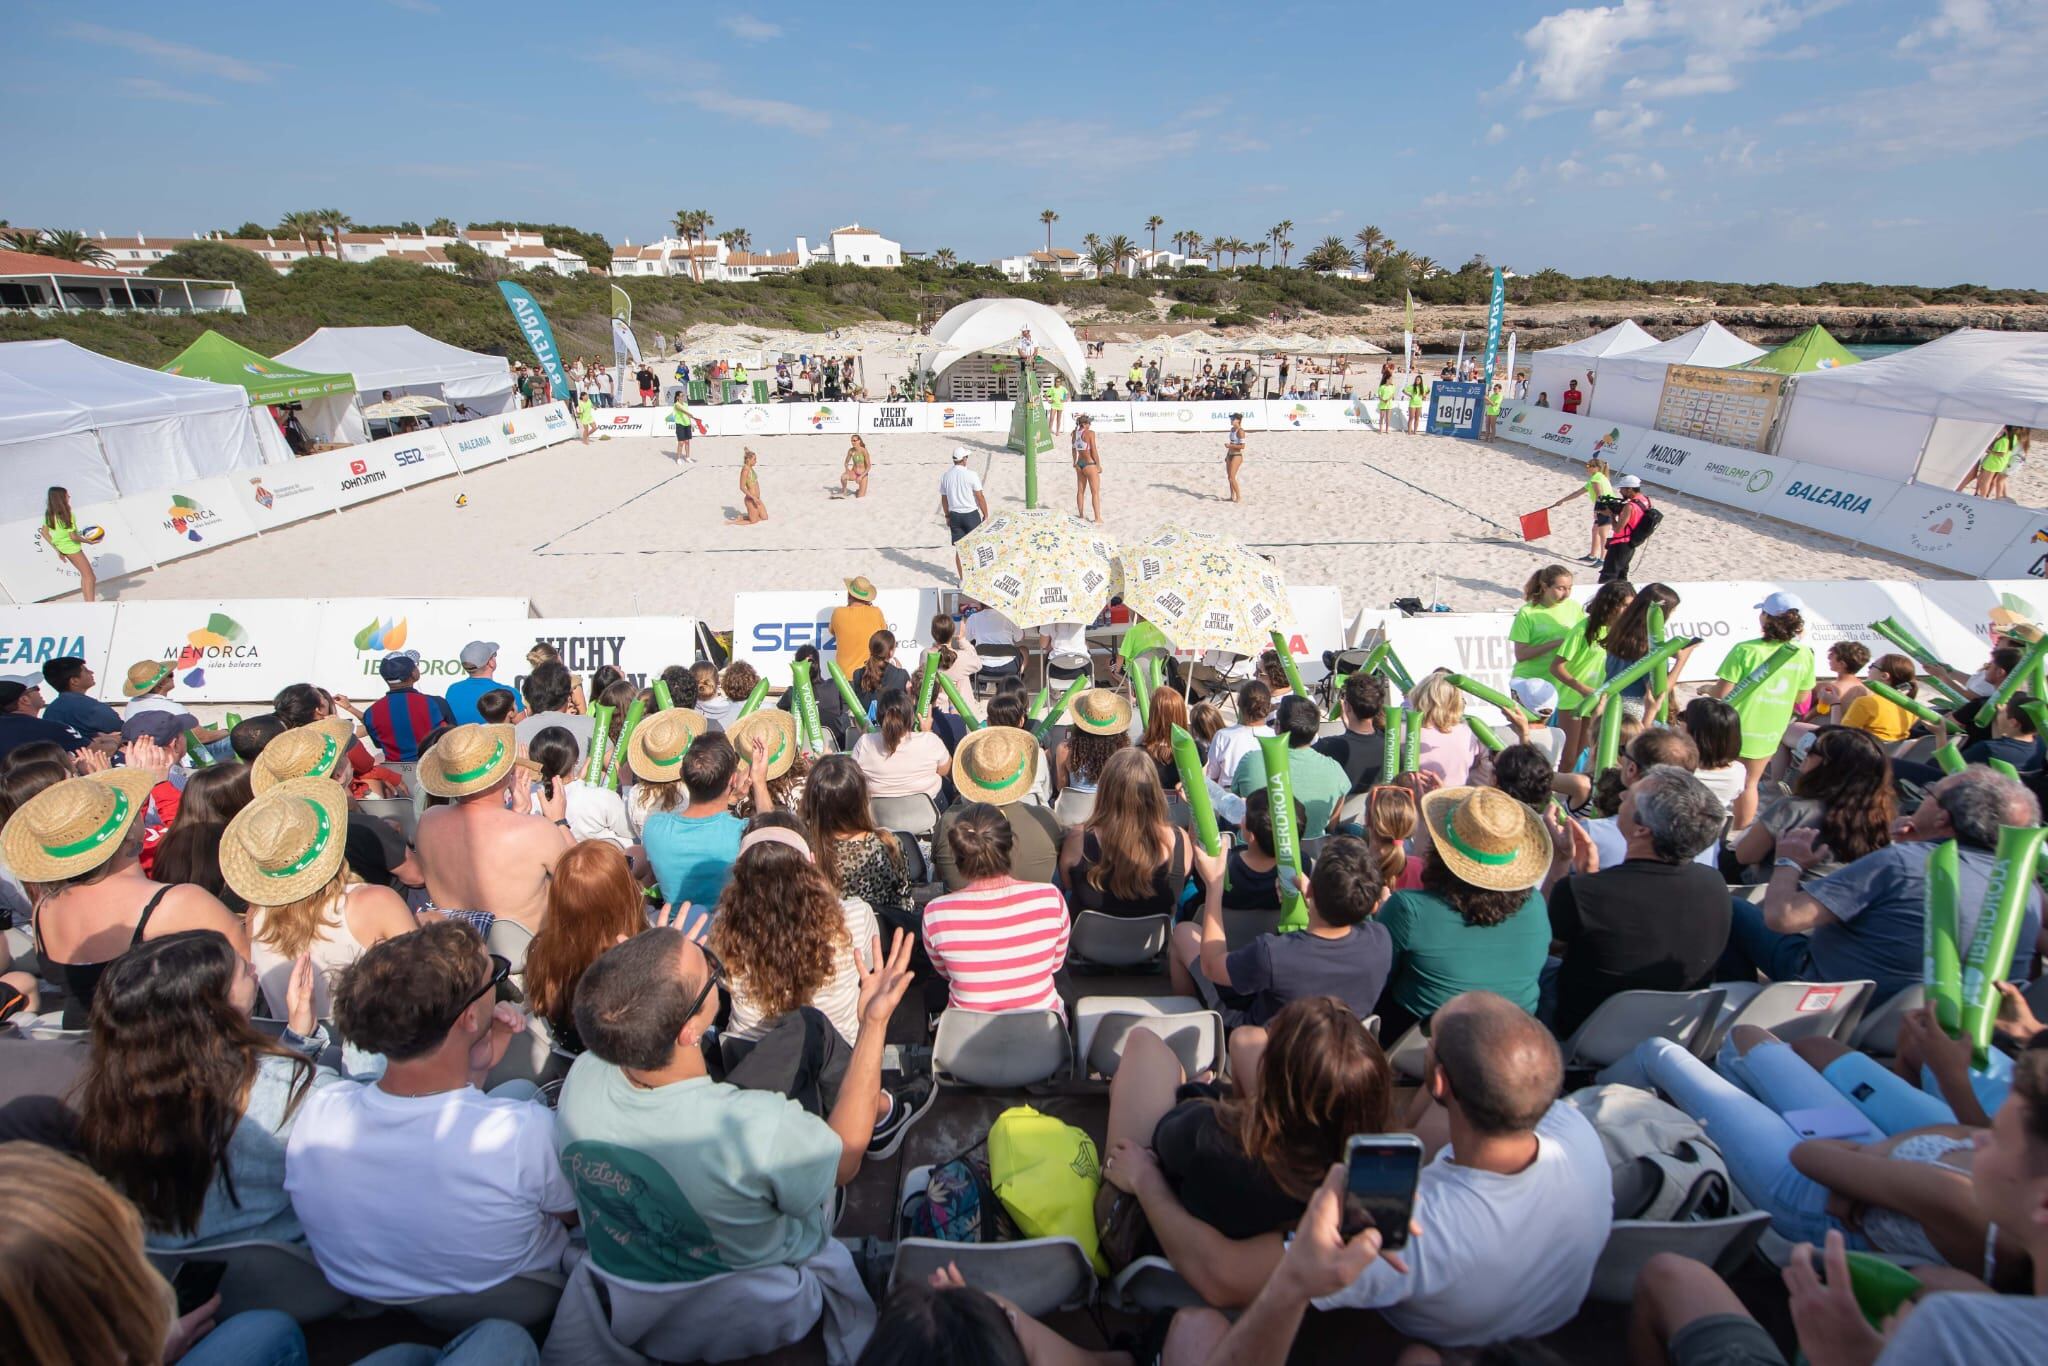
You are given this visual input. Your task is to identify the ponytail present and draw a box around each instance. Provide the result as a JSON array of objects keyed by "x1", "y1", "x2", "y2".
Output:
[
  {"x1": 876, "y1": 688, "x2": 913, "y2": 756},
  {"x1": 861, "y1": 629, "x2": 897, "y2": 693},
  {"x1": 929, "y1": 615, "x2": 957, "y2": 673}
]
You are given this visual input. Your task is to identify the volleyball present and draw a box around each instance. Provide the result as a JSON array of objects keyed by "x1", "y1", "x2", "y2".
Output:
[{"x1": 79, "y1": 525, "x2": 106, "y2": 545}]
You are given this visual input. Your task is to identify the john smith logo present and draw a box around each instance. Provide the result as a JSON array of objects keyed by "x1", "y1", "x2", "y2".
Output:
[
  {"x1": 161, "y1": 493, "x2": 218, "y2": 543},
  {"x1": 172, "y1": 612, "x2": 255, "y2": 687},
  {"x1": 354, "y1": 618, "x2": 409, "y2": 652},
  {"x1": 340, "y1": 457, "x2": 387, "y2": 492},
  {"x1": 349, "y1": 460, "x2": 368, "y2": 476},
  {"x1": 1556, "y1": 423, "x2": 1573, "y2": 435},
  {"x1": 1909, "y1": 500, "x2": 1977, "y2": 552},
  {"x1": 1785, "y1": 480, "x2": 1874, "y2": 516}
]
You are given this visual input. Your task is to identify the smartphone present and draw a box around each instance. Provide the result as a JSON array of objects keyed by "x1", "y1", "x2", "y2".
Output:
[
  {"x1": 172, "y1": 1259, "x2": 228, "y2": 1317},
  {"x1": 1784, "y1": 1105, "x2": 1871, "y2": 1140},
  {"x1": 1342, "y1": 1134, "x2": 1424, "y2": 1248}
]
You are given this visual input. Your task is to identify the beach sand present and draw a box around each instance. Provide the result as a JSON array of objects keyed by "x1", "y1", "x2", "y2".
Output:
[{"x1": 115, "y1": 421, "x2": 1957, "y2": 621}]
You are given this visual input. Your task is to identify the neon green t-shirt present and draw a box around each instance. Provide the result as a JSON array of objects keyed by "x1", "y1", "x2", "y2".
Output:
[
  {"x1": 1486, "y1": 392, "x2": 1503, "y2": 416},
  {"x1": 1586, "y1": 472, "x2": 1616, "y2": 500},
  {"x1": 1510, "y1": 600, "x2": 1587, "y2": 681},
  {"x1": 576, "y1": 398, "x2": 594, "y2": 422},
  {"x1": 1407, "y1": 385, "x2": 1424, "y2": 410},
  {"x1": 1377, "y1": 383, "x2": 1397, "y2": 406},
  {"x1": 1049, "y1": 385, "x2": 1067, "y2": 410},
  {"x1": 671, "y1": 402, "x2": 694, "y2": 434},
  {"x1": 1715, "y1": 639, "x2": 1818, "y2": 760},
  {"x1": 1551, "y1": 619, "x2": 1607, "y2": 710}
]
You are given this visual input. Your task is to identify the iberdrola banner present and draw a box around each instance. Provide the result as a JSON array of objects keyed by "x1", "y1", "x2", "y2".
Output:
[{"x1": 498, "y1": 283, "x2": 571, "y2": 406}]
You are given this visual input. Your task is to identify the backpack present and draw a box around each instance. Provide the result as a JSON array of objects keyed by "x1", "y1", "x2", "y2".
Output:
[
  {"x1": 1566, "y1": 1084, "x2": 1731, "y2": 1222},
  {"x1": 901, "y1": 1147, "x2": 1014, "y2": 1245},
  {"x1": 988, "y1": 1105, "x2": 1107, "y2": 1274},
  {"x1": 1628, "y1": 498, "x2": 1665, "y2": 546}
]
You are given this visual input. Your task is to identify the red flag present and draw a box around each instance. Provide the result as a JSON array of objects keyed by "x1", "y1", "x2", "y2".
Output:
[{"x1": 1519, "y1": 508, "x2": 1551, "y2": 541}]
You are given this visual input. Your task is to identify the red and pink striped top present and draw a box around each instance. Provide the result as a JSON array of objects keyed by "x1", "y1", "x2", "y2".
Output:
[{"x1": 921, "y1": 878, "x2": 1071, "y2": 1016}]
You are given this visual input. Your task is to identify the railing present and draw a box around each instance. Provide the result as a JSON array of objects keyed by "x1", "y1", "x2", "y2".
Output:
[{"x1": 0, "y1": 303, "x2": 246, "y2": 316}]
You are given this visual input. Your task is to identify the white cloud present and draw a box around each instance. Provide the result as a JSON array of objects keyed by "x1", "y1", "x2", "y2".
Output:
[
  {"x1": 675, "y1": 89, "x2": 824, "y2": 131},
  {"x1": 1511, "y1": 1, "x2": 1834, "y2": 115},
  {"x1": 65, "y1": 22, "x2": 270, "y2": 82},
  {"x1": 1485, "y1": 122, "x2": 1508, "y2": 144},
  {"x1": 1899, "y1": 0, "x2": 1996, "y2": 50},
  {"x1": 1589, "y1": 102, "x2": 1659, "y2": 139},
  {"x1": 118, "y1": 77, "x2": 220, "y2": 106},
  {"x1": 720, "y1": 16, "x2": 784, "y2": 41},
  {"x1": 1871, "y1": 216, "x2": 1927, "y2": 230},
  {"x1": 926, "y1": 120, "x2": 1202, "y2": 175}
]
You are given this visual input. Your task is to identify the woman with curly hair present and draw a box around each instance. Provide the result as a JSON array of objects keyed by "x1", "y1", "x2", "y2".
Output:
[
  {"x1": 1053, "y1": 718, "x2": 1130, "y2": 795},
  {"x1": 1732, "y1": 726, "x2": 1893, "y2": 884},
  {"x1": 708, "y1": 818, "x2": 879, "y2": 1048},
  {"x1": 76, "y1": 929, "x2": 336, "y2": 1248},
  {"x1": 524, "y1": 841, "x2": 649, "y2": 1057},
  {"x1": 1095, "y1": 997, "x2": 1392, "y2": 1300},
  {"x1": 800, "y1": 754, "x2": 912, "y2": 926}
]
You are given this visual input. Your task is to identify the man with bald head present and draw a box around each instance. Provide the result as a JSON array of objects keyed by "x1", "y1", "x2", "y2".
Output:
[{"x1": 1308, "y1": 991, "x2": 1613, "y2": 1347}]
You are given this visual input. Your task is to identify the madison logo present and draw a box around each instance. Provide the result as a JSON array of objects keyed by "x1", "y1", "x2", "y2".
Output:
[
  {"x1": 173, "y1": 612, "x2": 254, "y2": 686},
  {"x1": 162, "y1": 493, "x2": 219, "y2": 543},
  {"x1": 1643, "y1": 443, "x2": 1689, "y2": 472},
  {"x1": 1908, "y1": 500, "x2": 1977, "y2": 553},
  {"x1": 1784, "y1": 480, "x2": 1874, "y2": 516},
  {"x1": 354, "y1": 617, "x2": 409, "y2": 652}
]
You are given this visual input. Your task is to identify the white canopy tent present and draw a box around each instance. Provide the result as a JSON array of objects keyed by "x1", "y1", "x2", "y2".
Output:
[
  {"x1": 1774, "y1": 329, "x2": 2048, "y2": 486},
  {"x1": 275, "y1": 326, "x2": 516, "y2": 444},
  {"x1": 1521, "y1": 319, "x2": 1657, "y2": 410},
  {"x1": 0, "y1": 339, "x2": 270, "y2": 502},
  {"x1": 1588, "y1": 321, "x2": 1766, "y2": 429},
  {"x1": 921, "y1": 300, "x2": 1087, "y2": 399}
]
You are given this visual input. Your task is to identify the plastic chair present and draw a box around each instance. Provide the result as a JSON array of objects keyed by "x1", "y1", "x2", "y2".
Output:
[
  {"x1": 1052, "y1": 787, "x2": 1098, "y2": 829},
  {"x1": 1067, "y1": 911, "x2": 1171, "y2": 969},
  {"x1": 375, "y1": 1268, "x2": 566, "y2": 1332},
  {"x1": 146, "y1": 1239, "x2": 353, "y2": 1324},
  {"x1": 894, "y1": 834, "x2": 931, "y2": 886},
  {"x1": 931, "y1": 1008, "x2": 1071, "y2": 1087},
  {"x1": 355, "y1": 796, "x2": 418, "y2": 845},
  {"x1": 1561, "y1": 988, "x2": 1728, "y2": 1070},
  {"x1": 1706, "y1": 980, "x2": 1875, "y2": 1054},
  {"x1": 870, "y1": 793, "x2": 940, "y2": 837},
  {"x1": 891, "y1": 1166, "x2": 1096, "y2": 1317},
  {"x1": 1073, "y1": 996, "x2": 1225, "y2": 1080},
  {"x1": 1219, "y1": 908, "x2": 1283, "y2": 950},
  {"x1": 1333, "y1": 791, "x2": 1369, "y2": 830},
  {"x1": 1587, "y1": 1211, "x2": 1772, "y2": 1304},
  {"x1": 1849, "y1": 984, "x2": 1925, "y2": 1058},
  {"x1": 1385, "y1": 1023, "x2": 1430, "y2": 1081},
  {"x1": 485, "y1": 918, "x2": 537, "y2": 974},
  {"x1": 1108, "y1": 1256, "x2": 1206, "y2": 1312}
]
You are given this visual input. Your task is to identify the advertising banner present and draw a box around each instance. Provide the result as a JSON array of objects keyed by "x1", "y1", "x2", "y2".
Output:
[
  {"x1": 294, "y1": 430, "x2": 455, "y2": 510},
  {"x1": 582, "y1": 407, "x2": 667, "y2": 441},
  {"x1": 732, "y1": 588, "x2": 938, "y2": 673},
  {"x1": 694, "y1": 404, "x2": 793, "y2": 439},
  {"x1": 1770, "y1": 462, "x2": 1903, "y2": 545},
  {"x1": 1268, "y1": 399, "x2": 1374, "y2": 431},
  {"x1": 1481, "y1": 267, "x2": 1505, "y2": 390},
  {"x1": 1860, "y1": 484, "x2": 2039, "y2": 578},
  {"x1": 858, "y1": 402, "x2": 931, "y2": 435},
  {"x1": 1066, "y1": 401, "x2": 1133, "y2": 434},
  {"x1": 1427, "y1": 381, "x2": 1485, "y2": 439},
  {"x1": 232, "y1": 463, "x2": 337, "y2": 532},
  {"x1": 115, "y1": 476, "x2": 262, "y2": 567},
  {"x1": 0, "y1": 501, "x2": 147, "y2": 603},
  {"x1": 1498, "y1": 402, "x2": 1572, "y2": 448},
  {"x1": 1981, "y1": 519, "x2": 2048, "y2": 583},
  {"x1": 1653, "y1": 363, "x2": 1785, "y2": 454},
  {"x1": 104, "y1": 598, "x2": 325, "y2": 703},
  {"x1": 525, "y1": 400, "x2": 578, "y2": 448},
  {"x1": 1635, "y1": 579, "x2": 1930, "y2": 682},
  {"x1": 1350, "y1": 610, "x2": 1520, "y2": 720},
  {"x1": 468, "y1": 616, "x2": 698, "y2": 695},
  {"x1": 1912, "y1": 580, "x2": 2048, "y2": 670},
  {"x1": 498, "y1": 283, "x2": 571, "y2": 408},
  {"x1": 0, "y1": 602, "x2": 118, "y2": 689},
  {"x1": 1624, "y1": 432, "x2": 1795, "y2": 514},
  {"x1": 930, "y1": 402, "x2": 1000, "y2": 435},
  {"x1": 1130, "y1": 400, "x2": 1268, "y2": 433},
  {"x1": 790, "y1": 402, "x2": 859, "y2": 434},
  {"x1": 310, "y1": 597, "x2": 530, "y2": 693},
  {"x1": 444, "y1": 414, "x2": 516, "y2": 470}
]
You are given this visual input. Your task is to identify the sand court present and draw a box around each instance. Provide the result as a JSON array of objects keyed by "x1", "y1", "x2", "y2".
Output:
[{"x1": 117, "y1": 424, "x2": 1954, "y2": 620}]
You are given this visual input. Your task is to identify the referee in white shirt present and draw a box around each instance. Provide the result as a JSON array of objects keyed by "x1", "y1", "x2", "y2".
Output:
[{"x1": 938, "y1": 447, "x2": 989, "y2": 542}]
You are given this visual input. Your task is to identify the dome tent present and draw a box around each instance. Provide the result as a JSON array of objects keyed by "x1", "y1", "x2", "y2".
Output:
[
  {"x1": 1587, "y1": 322, "x2": 1765, "y2": 428},
  {"x1": 1741, "y1": 325, "x2": 1860, "y2": 375},
  {"x1": 920, "y1": 300, "x2": 1087, "y2": 401},
  {"x1": 275, "y1": 325, "x2": 516, "y2": 444}
]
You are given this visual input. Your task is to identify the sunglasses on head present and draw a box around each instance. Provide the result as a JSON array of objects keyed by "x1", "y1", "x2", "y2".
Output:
[
  {"x1": 443, "y1": 953, "x2": 511, "y2": 1034},
  {"x1": 680, "y1": 942, "x2": 729, "y2": 1028}
]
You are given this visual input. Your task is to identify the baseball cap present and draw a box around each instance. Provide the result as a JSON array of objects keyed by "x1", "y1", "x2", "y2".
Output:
[
  {"x1": 378, "y1": 650, "x2": 422, "y2": 682},
  {"x1": 1509, "y1": 677, "x2": 1559, "y2": 715},
  {"x1": 0, "y1": 682, "x2": 26, "y2": 711},
  {"x1": 1754, "y1": 591, "x2": 1807, "y2": 615},
  {"x1": 459, "y1": 640, "x2": 499, "y2": 669},
  {"x1": 1616, "y1": 474, "x2": 1642, "y2": 488},
  {"x1": 0, "y1": 674, "x2": 41, "y2": 691},
  {"x1": 951, "y1": 446, "x2": 972, "y2": 463}
]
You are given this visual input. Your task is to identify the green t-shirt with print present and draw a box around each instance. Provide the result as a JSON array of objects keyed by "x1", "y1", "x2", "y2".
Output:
[
  {"x1": 1715, "y1": 639, "x2": 1818, "y2": 761},
  {"x1": 1552, "y1": 618, "x2": 1607, "y2": 710},
  {"x1": 1510, "y1": 600, "x2": 1587, "y2": 681}
]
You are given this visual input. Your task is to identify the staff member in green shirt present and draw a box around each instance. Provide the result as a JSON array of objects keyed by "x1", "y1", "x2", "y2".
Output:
[
  {"x1": 1047, "y1": 380, "x2": 1068, "y2": 435},
  {"x1": 38, "y1": 486, "x2": 96, "y2": 602},
  {"x1": 1483, "y1": 383, "x2": 1503, "y2": 440},
  {"x1": 670, "y1": 396, "x2": 698, "y2": 465},
  {"x1": 1703, "y1": 591, "x2": 1817, "y2": 833},
  {"x1": 1509, "y1": 565, "x2": 1585, "y2": 691},
  {"x1": 1545, "y1": 456, "x2": 1619, "y2": 566},
  {"x1": 1375, "y1": 378, "x2": 1398, "y2": 433}
]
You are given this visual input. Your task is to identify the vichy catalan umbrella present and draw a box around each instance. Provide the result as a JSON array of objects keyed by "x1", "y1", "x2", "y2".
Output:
[
  {"x1": 957, "y1": 506, "x2": 1120, "y2": 627},
  {"x1": 1122, "y1": 525, "x2": 1292, "y2": 658}
]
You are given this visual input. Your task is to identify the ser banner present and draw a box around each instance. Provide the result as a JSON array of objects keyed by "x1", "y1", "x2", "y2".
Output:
[{"x1": 732, "y1": 588, "x2": 939, "y2": 674}]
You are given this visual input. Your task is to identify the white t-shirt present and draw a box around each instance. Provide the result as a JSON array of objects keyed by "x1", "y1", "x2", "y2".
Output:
[
  {"x1": 1313, "y1": 1103, "x2": 1612, "y2": 1346},
  {"x1": 1205, "y1": 723, "x2": 1274, "y2": 785},
  {"x1": 1584, "y1": 814, "x2": 1721, "y2": 871},
  {"x1": 527, "y1": 779, "x2": 637, "y2": 850},
  {"x1": 965, "y1": 610, "x2": 1023, "y2": 650},
  {"x1": 940, "y1": 465, "x2": 984, "y2": 514},
  {"x1": 852, "y1": 730, "x2": 949, "y2": 799},
  {"x1": 284, "y1": 1081, "x2": 577, "y2": 1299},
  {"x1": 1694, "y1": 762, "x2": 1747, "y2": 817}
]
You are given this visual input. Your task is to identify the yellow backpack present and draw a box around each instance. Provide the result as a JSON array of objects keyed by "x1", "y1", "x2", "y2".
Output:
[{"x1": 987, "y1": 1104, "x2": 1106, "y2": 1274}]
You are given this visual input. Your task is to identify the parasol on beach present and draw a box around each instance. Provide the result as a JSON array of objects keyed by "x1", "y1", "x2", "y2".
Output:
[
  {"x1": 1121, "y1": 524, "x2": 1292, "y2": 658},
  {"x1": 957, "y1": 507, "x2": 1120, "y2": 627},
  {"x1": 359, "y1": 394, "x2": 448, "y2": 420}
]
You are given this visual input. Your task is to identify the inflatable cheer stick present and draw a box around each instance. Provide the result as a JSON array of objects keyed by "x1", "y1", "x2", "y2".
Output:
[
  {"x1": 1574, "y1": 634, "x2": 1700, "y2": 718},
  {"x1": 1843, "y1": 1253, "x2": 1922, "y2": 1330},
  {"x1": 1988, "y1": 757, "x2": 2021, "y2": 781},
  {"x1": 1129, "y1": 654, "x2": 1153, "y2": 728},
  {"x1": 1385, "y1": 705, "x2": 1409, "y2": 778},
  {"x1": 1380, "y1": 644, "x2": 1416, "y2": 694},
  {"x1": 1931, "y1": 741, "x2": 1966, "y2": 775},
  {"x1": 1467, "y1": 715, "x2": 1506, "y2": 754},
  {"x1": 1444, "y1": 672, "x2": 1528, "y2": 723},
  {"x1": 2022, "y1": 699, "x2": 2048, "y2": 740},
  {"x1": 1027, "y1": 685, "x2": 1051, "y2": 725},
  {"x1": 1032, "y1": 675, "x2": 1089, "y2": 743},
  {"x1": 1647, "y1": 604, "x2": 1673, "y2": 723},
  {"x1": 1401, "y1": 705, "x2": 1422, "y2": 777},
  {"x1": 1268, "y1": 630, "x2": 1308, "y2": 700},
  {"x1": 602, "y1": 699, "x2": 647, "y2": 790},
  {"x1": 581, "y1": 704, "x2": 615, "y2": 784},
  {"x1": 1923, "y1": 839, "x2": 1963, "y2": 1035},
  {"x1": 1722, "y1": 642, "x2": 1802, "y2": 709},
  {"x1": 1259, "y1": 734, "x2": 1309, "y2": 932},
  {"x1": 914, "y1": 651, "x2": 940, "y2": 724},
  {"x1": 1326, "y1": 673, "x2": 1351, "y2": 722},
  {"x1": 1594, "y1": 689, "x2": 1627, "y2": 774},
  {"x1": 936, "y1": 674, "x2": 983, "y2": 729},
  {"x1": 824, "y1": 660, "x2": 873, "y2": 733},
  {"x1": 1170, "y1": 724, "x2": 1220, "y2": 857},
  {"x1": 1978, "y1": 632, "x2": 2048, "y2": 723},
  {"x1": 736, "y1": 677, "x2": 772, "y2": 720},
  {"x1": 1864, "y1": 679, "x2": 1954, "y2": 734},
  {"x1": 183, "y1": 730, "x2": 215, "y2": 768},
  {"x1": 1870, "y1": 618, "x2": 1970, "y2": 709},
  {"x1": 790, "y1": 661, "x2": 824, "y2": 754},
  {"x1": 652, "y1": 679, "x2": 675, "y2": 712},
  {"x1": 1959, "y1": 823, "x2": 2048, "y2": 1065}
]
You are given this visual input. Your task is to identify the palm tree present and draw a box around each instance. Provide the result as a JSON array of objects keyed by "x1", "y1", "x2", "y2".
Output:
[
  {"x1": 1039, "y1": 209, "x2": 1059, "y2": 252},
  {"x1": 1279, "y1": 238, "x2": 1295, "y2": 268},
  {"x1": 1085, "y1": 244, "x2": 1115, "y2": 278},
  {"x1": 1303, "y1": 236, "x2": 1357, "y2": 273},
  {"x1": 1082, "y1": 232, "x2": 1101, "y2": 256},
  {"x1": 932, "y1": 248, "x2": 958, "y2": 270},
  {"x1": 426, "y1": 216, "x2": 458, "y2": 236},
  {"x1": 278, "y1": 211, "x2": 324, "y2": 255},
  {"x1": 1411, "y1": 255, "x2": 1440, "y2": 279},
  {"x1": 673, "y1": 209, "x2": 713, "y2": 281},
  {"x1": 31, "y1": 230, "x2": 114, "y2": 266},
  {"x1": 1106, "y1": 234, "x2": 1137, "y2": 277},
  {"x1": 1170, "y1": 230, "x2": 1192, "y2": 261},
  {"x1": 1251, "y1": 242, "x2": 1269, "y2": 269},
  {"x1": 0, "y1": 228, "x2": 46, "y2": 255},
  {"x1": 313, "y1": 209, "x2": 352, "y2": 258},
  {"x1": 719, "y1": 228, "x2": 753, "y2": 253},
  {"x1": 1144, "y1": 215, "x2": 1164, "y2": 262},
  {"x1": 1353, "y1": 225, "x2": 1386, "y2": 266},
  {"x1": 1269, "y1": 220, "x2": 1293, "y2": 261}
]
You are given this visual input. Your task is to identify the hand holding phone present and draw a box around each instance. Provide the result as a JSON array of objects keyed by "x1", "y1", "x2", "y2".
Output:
[
  {"x1": 1341, "y1": 1134, "x2": 1423, "y2": 1249},
  {"x1": 172, "y1": 1258, "x2": 228, "y2": 1317}
]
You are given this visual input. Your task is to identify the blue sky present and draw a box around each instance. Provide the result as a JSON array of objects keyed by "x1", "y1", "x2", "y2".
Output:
[{"x1": 5, "y1": 0, "x2": 2043, "y2": 286}]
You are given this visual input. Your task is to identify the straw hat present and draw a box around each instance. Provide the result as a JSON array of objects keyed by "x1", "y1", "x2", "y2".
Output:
[
  {"x1": 219, "y1": 776, "x2": 349, "y2": 906},
  {"x1": 250, "y1": 719, "x2": 353, "y2": 795},
  {"x1": 628, "y1": 708, "x2": 709, "y2": 783},
  {"x1": 121, "y1": 659, "x2": 174, "y2": 698},
  {"x1": 417, "y1": 723, "x2": 518, "y2": 798},
  {"x1": 1, "y1": 768, "x2": 157, "y2": 883},
  {"x1": 726, "y1": 708, "x2": 798, "y2": 781},
  {"x1": 845, "y1": 575, "x2": 878, "y2": 603},
  {"x1": 1068, "y1": 689, "x2": 1133, "y2": 737},
  {"x1": 1418, "y1": 786, "x2": 1553, "y2": 893},
  {"x1": 952, "y1": 727, "x2": 1040, "y2": 805}
]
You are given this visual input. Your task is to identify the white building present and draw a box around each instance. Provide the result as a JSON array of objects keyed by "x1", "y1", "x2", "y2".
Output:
[
  {"x1": 459, "y1": 228, "x2": 588, "y2": 274},
  {"x1": 607, "y1": 236, "x2": 804, "y2": 282},
  {"x1": 993, "y1": 248, "x2": 1085, "y2": 281},
  {"x1": 805, "y1": 224, "x2": 900, "y2": 268},
  {"x1": 0, "y1": 248, "x2": 244, "y2": 314}
]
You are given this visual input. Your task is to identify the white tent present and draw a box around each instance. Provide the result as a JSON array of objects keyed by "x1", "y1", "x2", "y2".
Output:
[
  {"x1": 276, "y1": 325, "x2": 516, "y2": 443},
  {"x1": 1588, "y1": 321, "x2": 1766, "y2": 428},
  {"x1": 0, "y1": 339, "x2": 269, "y2": 502},
  {"x1": 921, "y1": 300, "x2": 1087, "y2": 399},
  {"x1": 1774, "y1": 329, "x2": 2048, "y2": 485},
  {"x1": 1521, "y1": 319, "x2": 1657, "y2": 410}
]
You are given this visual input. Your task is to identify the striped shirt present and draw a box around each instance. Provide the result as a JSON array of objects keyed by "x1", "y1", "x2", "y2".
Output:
[
  {"x1": 364, "y1": 688, "x2": 454, "y2": 763},
  {"x1": 921, "y1": 879, "x2": 1072, "y2": 1016}
]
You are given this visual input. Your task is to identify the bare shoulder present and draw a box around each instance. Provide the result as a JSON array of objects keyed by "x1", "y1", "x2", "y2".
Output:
[
  {"x1": 156, "y1": 883, "x2": 248, "y2": 946},
  {"x1": 349, "y1": 883, "x2": 421, "y2": 940}
]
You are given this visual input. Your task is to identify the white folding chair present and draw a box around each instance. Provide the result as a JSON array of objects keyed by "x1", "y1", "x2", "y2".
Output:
[
  {"x1": 355, "y1": 796, "x2": 418, "y2": 845},
  {"x1": 1561, "y1": 988, "x2": 1728, "y2": 1071},
  {"x1": 1067, "y1": 910, "x2": 1171, "y2": 968},
  {"x1": 1385, "y1": 1023, "x2": 1430, "y2": 1081},
  {"x1": 891, "y1": 1166, "x2": 1095, "y2": 1317},
  {"x1": 1587, "y1": 1211, "x2": 1773, "y2": 1304},
  {"x1": 931, "y1": 1008, "x2": 1071, "y2": 1087},
  {"x1": 1333, "y1": 791, "x2": 1369, "y2": 830},
  {"x1": 1707, "y1": 980, "x2": 1875, "y2": 1054},
  {"x1": 870, "y1": 793, "x2": 940, "y2": 837},
  {"x1": 1073, "y1": 996, "x2": 1225, "y2": 1080},
  {"x1": 1052, "y1": 786, "x2": 1098, "y2": 829}
]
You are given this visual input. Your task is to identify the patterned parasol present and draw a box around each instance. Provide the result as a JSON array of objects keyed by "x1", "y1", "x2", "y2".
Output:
[
  {"x1": 1121, "y1": 524, "x2": 1293, "y2": 657},
  {"x1": 957, "y1": 507, "x2": 1120, "y2": 627}
]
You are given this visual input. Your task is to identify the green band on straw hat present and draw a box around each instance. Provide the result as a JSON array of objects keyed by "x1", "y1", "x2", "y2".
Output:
[
  {"x1": 260, "y1": 799, "x2": 334, "y2": 879},
  {"x1": 442, "y1": 739, "x2": 507, "y2": 784},
  {"x1": 43, "y1": 787, "x2": 131, "y2": 859}
]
